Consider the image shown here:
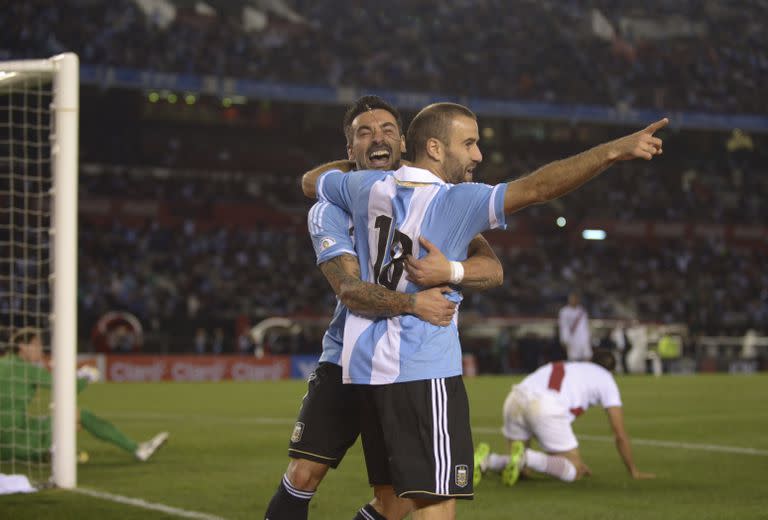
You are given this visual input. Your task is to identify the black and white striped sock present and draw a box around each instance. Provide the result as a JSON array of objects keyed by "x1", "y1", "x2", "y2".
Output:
[
  {"x1": 264, "y1": 474, "x2": 315, "y2": 520},
  {"x1": 353, "y1": 503, "x2": 387, "y2": 520}
]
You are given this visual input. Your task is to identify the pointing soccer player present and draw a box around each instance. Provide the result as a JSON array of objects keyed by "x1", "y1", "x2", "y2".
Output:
[
  {"x1": 264, "y1": 96, "x2": 503, "y2": 520},
  {"x1": 304, "y1": 102, "x2": 666, "y2": 519}
]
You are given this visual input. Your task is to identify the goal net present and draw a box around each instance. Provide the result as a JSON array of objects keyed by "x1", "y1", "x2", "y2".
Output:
[{"x1": 0, "y1": 54, "x2": 78, "y2": 489}]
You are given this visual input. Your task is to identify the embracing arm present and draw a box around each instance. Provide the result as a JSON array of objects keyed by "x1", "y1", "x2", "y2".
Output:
[
  {"x1": 463, "y1": 234, "x2": 503, "y2": 290},
  {"x1": 301, "y1": 159, "x2": 356, "y2": 199},
  {"x1": 404, "y1": 235, "x2": 502, "y2": 291},
  {"x1": 606, "y1": 406, "x2": 656, "y2": 479},
  {"x1": 319, "y1": 254, "x2": 456, "y2": 326},
  {"x1": 504, "y1": 119, "x2": 668, "y2": 214}
]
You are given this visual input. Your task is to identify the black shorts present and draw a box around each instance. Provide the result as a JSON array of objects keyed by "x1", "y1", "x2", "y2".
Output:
[
  {"x1": 287, "y1": 362, "x2": 361, "y2": 468},
  {"x1": 359, "y1": 376, "x2": 475, "y2": 500}
]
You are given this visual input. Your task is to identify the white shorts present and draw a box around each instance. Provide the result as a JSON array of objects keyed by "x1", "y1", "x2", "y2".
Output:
[{"x1": 501, "y1": 385, "x2": 578, "y2": 453}]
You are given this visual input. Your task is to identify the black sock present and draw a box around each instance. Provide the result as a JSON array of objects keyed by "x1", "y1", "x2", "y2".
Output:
[
  {"x1": 264, "y1": 474, "x2": 314, "y2": 520},
  {"x1": 352, "y1": 503, "x2": 387, "y2": 520}
]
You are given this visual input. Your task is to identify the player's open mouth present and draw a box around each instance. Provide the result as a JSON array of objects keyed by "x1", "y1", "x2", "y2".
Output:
[{"x1": 368, "y1": 148, "x2": 391, "y2": 167}]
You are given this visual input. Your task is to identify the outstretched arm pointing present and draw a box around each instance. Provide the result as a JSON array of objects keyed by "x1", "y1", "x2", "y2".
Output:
[{"x1": 503, "y1": 118, "x2": 668, "y2": 214}]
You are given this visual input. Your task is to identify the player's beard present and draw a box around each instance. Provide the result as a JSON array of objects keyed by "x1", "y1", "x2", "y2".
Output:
[{"x1": 444, "y1": 151, "x2": 475, "y2": 184}]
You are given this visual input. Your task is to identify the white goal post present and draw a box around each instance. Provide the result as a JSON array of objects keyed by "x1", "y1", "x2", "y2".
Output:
[{"x1": 0, "y1": 53, "x2": 79, "y2": 489}]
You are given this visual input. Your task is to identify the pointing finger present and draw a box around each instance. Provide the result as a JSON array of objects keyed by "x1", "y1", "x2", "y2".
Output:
[{"x1": 644, "y1": 117, "x2": 669, "y2": 134}]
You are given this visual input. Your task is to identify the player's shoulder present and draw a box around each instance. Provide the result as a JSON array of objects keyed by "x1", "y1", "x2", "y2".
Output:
[
  {"x1": 347, "y1": 168, "x2": 393, "y2": 182},
  {"x1": 581, "y1": 362, "x2": 615, "y2": 382},
  {"x1": 437, "y1": 181, "x2": 499, "y2": 206},
  {"x1": 308, "y1": 200, "x2": 349, "y2": 231},
  {"x1": 309, "y1": 199, "x2": 346, "y2": 216},
  {"x1": 356, "y1": 168, "x2": 393, "y2": 176},
  {"x1": 445, "y1": 181, "x2": 495, "y2": 192},
  {"x1": 335, "y1": 169, "x2": 393, "y2": 192}
]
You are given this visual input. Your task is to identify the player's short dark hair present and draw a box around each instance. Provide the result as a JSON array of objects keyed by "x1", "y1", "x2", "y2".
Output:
[
  {"x1": 406, "y1": 102, "x2": 477, "y2": 161},
  {"x1": 592, "y1": 349, "x2": 616, "y2": 372},
  {"x1": 10, "y1": 327, "x2": 41, "y2": 354},
  {"x1": 343, "y1": 95, "x2": 403, "y2": 145}
]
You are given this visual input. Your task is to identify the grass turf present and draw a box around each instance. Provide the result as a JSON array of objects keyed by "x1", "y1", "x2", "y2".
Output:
[{"x1": 2, "y1": 373, "x2": 767, "y2": 519}]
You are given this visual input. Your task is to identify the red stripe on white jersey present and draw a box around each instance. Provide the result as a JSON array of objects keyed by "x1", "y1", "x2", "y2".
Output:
[{"x1": 548, "y1": 362, "x2": 565, "y2": 391}]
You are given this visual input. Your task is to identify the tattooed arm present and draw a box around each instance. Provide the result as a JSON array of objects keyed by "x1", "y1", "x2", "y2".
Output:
[
  {"x1": 319, "y1": 254, "x2": 456, "y2": 326},
  {"x1": 302, "y1": 159, "x2": 356, "y2": 199}
]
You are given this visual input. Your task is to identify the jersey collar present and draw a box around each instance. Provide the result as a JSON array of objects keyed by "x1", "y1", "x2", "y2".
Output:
[{"x1": 393, "y1": 166, "x2": 446, "y2": 185}]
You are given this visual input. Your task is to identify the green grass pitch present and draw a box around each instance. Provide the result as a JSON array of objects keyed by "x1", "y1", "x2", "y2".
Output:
[{"x1": 2, "y1": 374, "x2": 767, "y2": 519}]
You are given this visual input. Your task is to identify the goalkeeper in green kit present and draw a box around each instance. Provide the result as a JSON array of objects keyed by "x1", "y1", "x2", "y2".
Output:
[{"x1": 0, "y1": 328, "x2": 168, "y2": 462}]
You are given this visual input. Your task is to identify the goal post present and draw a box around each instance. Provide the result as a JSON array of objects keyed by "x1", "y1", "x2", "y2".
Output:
[{"x1": 0, "y1": 53, "x2": 79, "y2": 489}]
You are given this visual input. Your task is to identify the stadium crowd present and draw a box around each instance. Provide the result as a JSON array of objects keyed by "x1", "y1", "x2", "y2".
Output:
[
  {"x1": 76, "y1": 195, "x2": 768, "y2": 354},
  {"x1": 78, "y1": 136, "x2": 768, "y2": 226},
  {"x1": 70, "y1": 111, "x2": 767, "y2": 353},
  {"x1": 2, "y1": 0, "x2": 766, "y2": 114},
  {"x1": 2, "y1": 0, "x2": 767, "y2": 357}
]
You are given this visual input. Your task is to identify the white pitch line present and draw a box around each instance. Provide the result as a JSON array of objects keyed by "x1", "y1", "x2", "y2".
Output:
[
  {"x1": 104, "y1": 412, "x2": 768, "y2": 457},
  {"x1": 472, "y1": 427, "x2": 768, "y2": 456},
  {"x1": 71, "y1": 487, "x2": 226, "y2": 520},
  {"x1": 580, "y1": 434, "x2": 768, "y2": 456},
  {"x1": 105, "y1": 412, "x2": 294, "y2": 425}
]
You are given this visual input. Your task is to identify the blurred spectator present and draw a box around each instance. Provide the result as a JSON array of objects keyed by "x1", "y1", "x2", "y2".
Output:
[
  {"x1": 193, "y1": 327, "x2": 207, "y2": 355},
  {"x1": 610, "y1": 324, "x2": 631, "y2": 374},
  {"x1": 559, "y1": 293, "x2": 593, "y2": 361},
  {"x1": 211, "y1": 328, "x2": 224, "y2": 355}
]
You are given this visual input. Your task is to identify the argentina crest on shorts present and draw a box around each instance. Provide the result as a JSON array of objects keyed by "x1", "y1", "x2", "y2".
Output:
[
  {"x1": 291, "y1": 422, "x2": 305, "y2": 443},
  {"x1": 455, "y1": 464, "x2": 469, "y2": 488}
]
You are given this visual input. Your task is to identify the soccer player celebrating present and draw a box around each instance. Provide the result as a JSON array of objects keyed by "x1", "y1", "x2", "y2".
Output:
[
  {"x1": 474, "y1": 351, "x2": 655, "y2": 485},
  {"x1": 0, "y1": 328, "x2": 168, "y2": 463},
  {"x1": 305, "y1": 102, "x2": 665, "y2": 519},
  {"x1": 264, "y1": 96, "x2": 503, "y2": 520}
]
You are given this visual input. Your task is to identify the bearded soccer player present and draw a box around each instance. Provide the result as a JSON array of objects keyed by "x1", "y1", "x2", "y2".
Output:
[
  {"x1": 305, "y1": 102, "x2": 666, "y2": 519},
  {"x1": 264, "y1": 96, "x2": 503, "y2": 520},
  {"x1": 0, "y1": 328, "x2": 168, "y2": 463}
]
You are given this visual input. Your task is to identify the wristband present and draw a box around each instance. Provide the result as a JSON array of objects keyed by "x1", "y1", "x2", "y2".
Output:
[{"x1": 449, "y1": 261, "x2": 464, "y2": 284}]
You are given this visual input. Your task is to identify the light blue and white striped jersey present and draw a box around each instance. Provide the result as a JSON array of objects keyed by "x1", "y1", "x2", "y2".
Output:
[
  {"x1": 317, "y1": 165, "x2": 507, "y2": 384},
  {"x1": 307, "y1": 201, "x2": 356, "y2": 365}
]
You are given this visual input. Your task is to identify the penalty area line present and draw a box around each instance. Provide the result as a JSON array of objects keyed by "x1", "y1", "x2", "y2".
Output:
[{"x1": 71, "y1": 487, "x2": 226, "y2": 520}]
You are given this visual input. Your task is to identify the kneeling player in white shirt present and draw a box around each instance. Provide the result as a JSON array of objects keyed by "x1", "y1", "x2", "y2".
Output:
[{"x1": 475, "y1": 351, "x2": 655, "y2": 486}]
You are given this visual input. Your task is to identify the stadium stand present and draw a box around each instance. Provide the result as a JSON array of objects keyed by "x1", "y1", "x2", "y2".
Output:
[
  {"x1": 1, "y1": 1, "x2": 766, "y2": 367},
  {"x1": 2, "y1": 0, "x2": 766, "y2": 113}
]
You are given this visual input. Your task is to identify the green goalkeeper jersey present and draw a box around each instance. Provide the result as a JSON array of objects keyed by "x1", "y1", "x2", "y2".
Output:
[
  {"x1": 0, "y1": 355, "x2": 89, "y2": 460},
  {"x1": 0, "y1": 355, "x2": 52, "y2": 425},
  {"x1": 0, "y1": 355, "x2": 88, "y2": 425}
]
